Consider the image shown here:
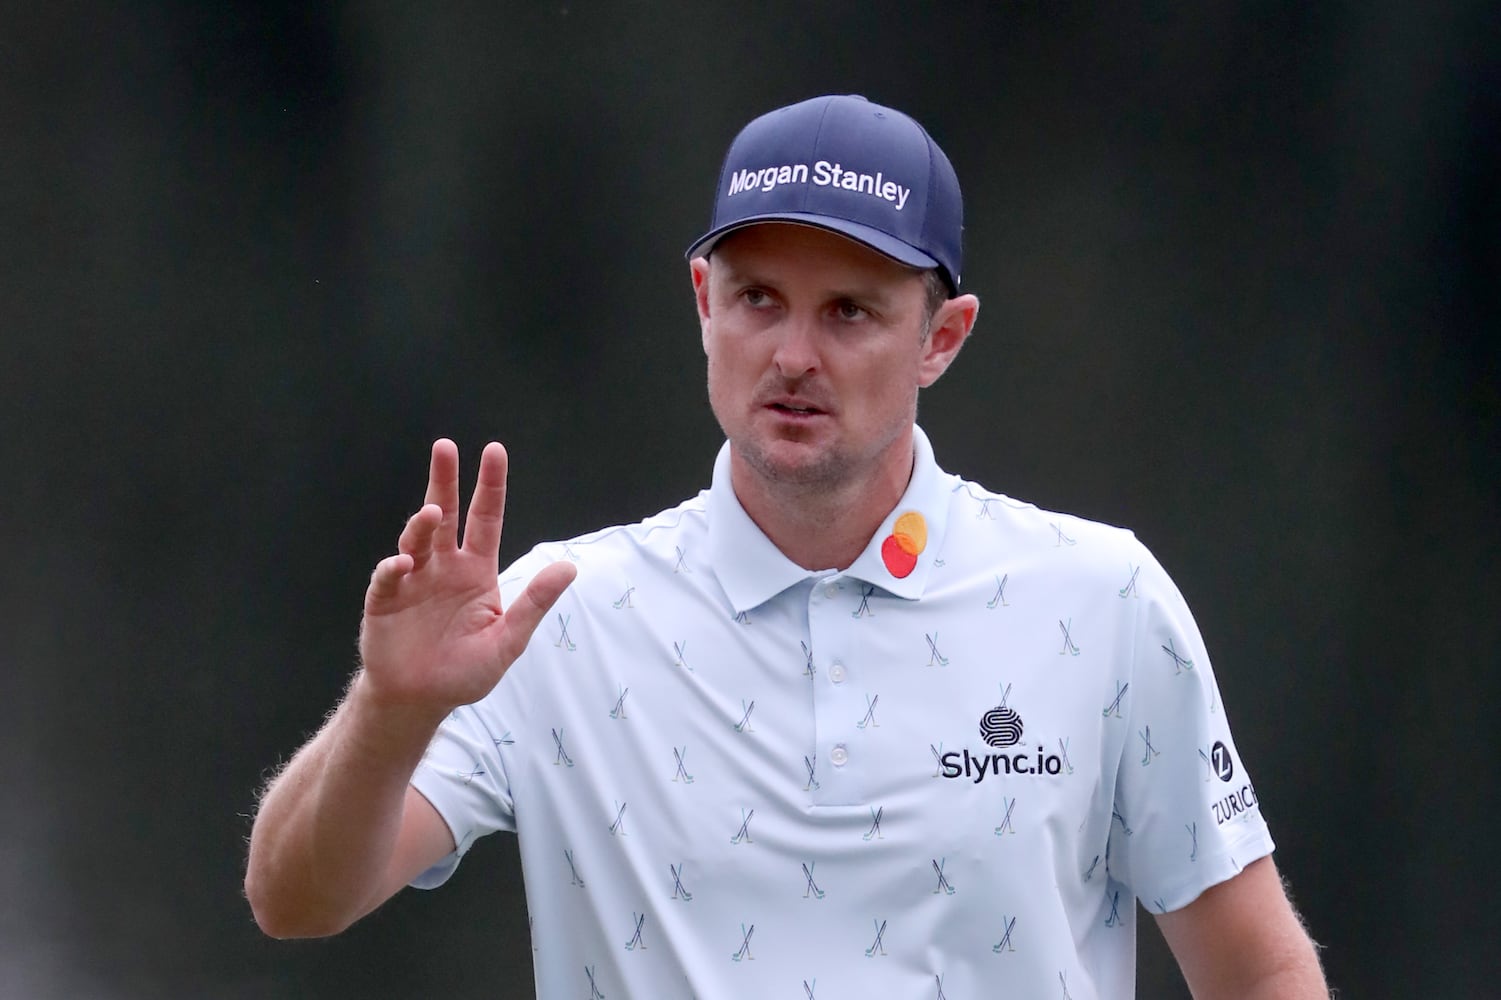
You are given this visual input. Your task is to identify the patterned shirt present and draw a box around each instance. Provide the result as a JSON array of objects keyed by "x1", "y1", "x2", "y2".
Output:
[{"x1": 410, "y1": 426, "x2": 1274, "y2": 1000}]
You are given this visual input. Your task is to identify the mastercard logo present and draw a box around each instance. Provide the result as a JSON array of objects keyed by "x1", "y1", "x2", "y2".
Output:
[{"x1": 880, "y1": 510, "x2": 928, "y2": 578}]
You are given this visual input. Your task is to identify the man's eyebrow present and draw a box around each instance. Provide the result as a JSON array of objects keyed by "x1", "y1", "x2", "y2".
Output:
[
  {"x1": 828, "y1": 281, "x2": 906, "y2": 311},
  {"x1": 710, "y1": 258, "x2": 765, "y2": 287},
  {"x1": 711, "y1": 263, "x2": 751, "y2": 286},
  {"x1": 711, "y1": 260, "x2": 912, "y2": 309},
  {"x1": 839, "y1": 281, "x2": 899, "y2": 300}
]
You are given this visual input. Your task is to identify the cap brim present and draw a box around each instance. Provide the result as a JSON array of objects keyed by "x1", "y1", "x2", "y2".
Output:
[{"x1": 685, "y1": 213, "x2": 940, "y2": 272}]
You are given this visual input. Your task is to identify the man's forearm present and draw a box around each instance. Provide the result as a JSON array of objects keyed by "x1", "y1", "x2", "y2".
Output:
[
  {"x1": 1225, "y1": 940, "x2": 1328, "y2": 1000},
  {"x1": 1156, "y1": 857, "x2": 1328, "y2": 1000},
  {"x1": 244, "y1": 673, "x2": 446, "y2": 938}
]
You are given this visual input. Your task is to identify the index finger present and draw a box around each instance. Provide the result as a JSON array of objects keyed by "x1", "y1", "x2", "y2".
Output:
[{"x1": 460, "y1": 441, "x2": 509, "y2": 559}]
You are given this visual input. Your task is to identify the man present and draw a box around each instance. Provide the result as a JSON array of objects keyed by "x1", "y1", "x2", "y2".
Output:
[{"x1": 246, "y1": 95, "x2": 1326, "y2": 998}]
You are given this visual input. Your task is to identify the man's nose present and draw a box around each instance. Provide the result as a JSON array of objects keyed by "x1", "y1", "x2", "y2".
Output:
[{"x1": 772, "y1": 315, "x2": 819, "y2": 377}]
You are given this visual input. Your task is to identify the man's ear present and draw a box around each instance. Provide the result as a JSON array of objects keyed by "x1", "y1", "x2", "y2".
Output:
[
  {"x1": 917, "y1": 293, "x2": 980, "y2": 388},
  {"x1": 690, "y1": 257, "x2": 712, "y2": 351}
]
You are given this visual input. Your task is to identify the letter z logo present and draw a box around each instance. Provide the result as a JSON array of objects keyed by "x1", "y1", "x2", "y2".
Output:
[{"x1": 1210, "y1": 740, "x2": 1234, "y2": 782}]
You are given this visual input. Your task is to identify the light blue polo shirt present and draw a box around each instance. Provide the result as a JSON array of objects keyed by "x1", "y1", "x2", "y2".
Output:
[{"x1": 410, "y1": 426, "x2": 1274, "y2": 999}]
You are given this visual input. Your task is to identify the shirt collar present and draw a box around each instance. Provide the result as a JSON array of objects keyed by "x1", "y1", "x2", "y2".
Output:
[{"x1": 707, "y1": 425, "x2": 955, "y2": 612}]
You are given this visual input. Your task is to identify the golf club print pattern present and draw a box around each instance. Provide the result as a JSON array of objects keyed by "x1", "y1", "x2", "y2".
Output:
[{"x1": 410, "y1": 429, "x2": 1272, "y2": 998}]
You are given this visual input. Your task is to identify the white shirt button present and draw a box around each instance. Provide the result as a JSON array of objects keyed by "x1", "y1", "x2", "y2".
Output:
[
  {"x1": 824, "y1": 582, "x2": 840, "y2": 599},
  {"x1": 830, "y1": 744, "x2": 849, "y2": 767},
  {"x1": 829, "y1": 662, "x2": 847, "y2": 684}
]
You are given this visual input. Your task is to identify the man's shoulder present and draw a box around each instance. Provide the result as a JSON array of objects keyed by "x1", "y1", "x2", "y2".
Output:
[
  {"x1": 499, "y1": 491, "x2": 711, "y2": 597},
  {"x1": 943, "y1": 475, "x2": 1145, "y2": 556}
]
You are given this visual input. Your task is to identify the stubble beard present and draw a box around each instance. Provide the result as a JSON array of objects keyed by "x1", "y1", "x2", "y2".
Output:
[
  {"x1": 735, "y1": 432, "x2": 851, "y2": 491},
  {"x1": 709, "y1": 371, "x2": 918, "y2": 503}
]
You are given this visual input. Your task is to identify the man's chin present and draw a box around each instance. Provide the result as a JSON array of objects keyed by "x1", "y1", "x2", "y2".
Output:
[{"x1": 735, "y1": 439, "x2": 843, "y2": 487}]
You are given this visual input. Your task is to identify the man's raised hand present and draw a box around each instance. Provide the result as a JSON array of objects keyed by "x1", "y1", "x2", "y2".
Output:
[{"x1": 358, "y1": 440, "x2": 576, "y2": 719}]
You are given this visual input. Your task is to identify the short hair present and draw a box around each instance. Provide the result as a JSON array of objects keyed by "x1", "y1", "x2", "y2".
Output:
[
  {"x1": 920, "y1": 268, "x2": 949, "y2": 339},
  {"x1": 922, "y1": 269, "x2": 949, "y2": 318}
]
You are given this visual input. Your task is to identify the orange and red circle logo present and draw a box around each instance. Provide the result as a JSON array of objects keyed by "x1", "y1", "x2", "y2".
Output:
[{"x1": 881, "y1": 511, "x2": 928, "y2": 578}]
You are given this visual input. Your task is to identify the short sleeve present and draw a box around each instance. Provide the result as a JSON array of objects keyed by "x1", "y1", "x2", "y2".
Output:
[
  {"x1": 408, "y1": 701, "x2": 516, "y2": 888},
  {"x1": 1105, "y1": 543, "x2": 1275, "y2": 912},
  {"x1": 406, "y1": 549, "x2": 558, "y2": 889}
]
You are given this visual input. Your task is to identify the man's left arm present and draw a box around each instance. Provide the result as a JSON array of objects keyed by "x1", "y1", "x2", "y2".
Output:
[{"x1": 1154, "y1": 855, "x2": 1328, "y2": 999}]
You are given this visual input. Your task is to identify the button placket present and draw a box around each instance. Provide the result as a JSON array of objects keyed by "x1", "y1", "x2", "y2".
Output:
[{"x1": 808, "y1": 573, "x2": 864, "y2": 804}]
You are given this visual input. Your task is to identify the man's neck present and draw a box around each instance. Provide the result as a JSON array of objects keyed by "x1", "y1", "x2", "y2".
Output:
[{"x1": 728, "y1": 442, "x2": 915, "y2": 572}]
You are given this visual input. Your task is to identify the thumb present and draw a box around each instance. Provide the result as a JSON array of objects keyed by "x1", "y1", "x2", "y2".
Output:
[{"x1": 493, "y1": 561, "x2": 579, "y2": 666}]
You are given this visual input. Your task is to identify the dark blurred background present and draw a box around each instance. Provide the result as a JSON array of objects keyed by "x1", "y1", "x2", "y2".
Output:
[{"x1": 2, "y1": 3, "x2": 1496, "y2": 997}]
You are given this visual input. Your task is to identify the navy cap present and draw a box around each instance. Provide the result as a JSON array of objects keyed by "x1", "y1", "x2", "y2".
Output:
[{"x1": 686, "y1": 95, "x2": 964, "y2": 294}]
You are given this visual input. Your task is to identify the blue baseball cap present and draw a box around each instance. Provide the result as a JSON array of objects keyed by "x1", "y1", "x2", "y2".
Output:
[{"x1": 686, "y1": 95, "x2": 964, "y2": 294}]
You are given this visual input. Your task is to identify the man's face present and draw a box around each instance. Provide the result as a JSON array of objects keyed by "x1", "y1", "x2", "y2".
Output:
[{"x1": 693, "y1": 223, "x2": 966, "y2": 497}]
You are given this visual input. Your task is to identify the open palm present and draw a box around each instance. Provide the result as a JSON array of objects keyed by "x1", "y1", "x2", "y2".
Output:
[{"x1": 358, "y1": 440, "x2": 576, "y2": 716}]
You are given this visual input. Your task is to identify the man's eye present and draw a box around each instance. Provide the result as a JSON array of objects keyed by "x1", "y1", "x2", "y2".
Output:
[
  {"x1": 835, "y1": 301, "x2": 866, "y2": 321},
  {"x1": 742, "y1": 288, "x2": 771, "y2": 307}
]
